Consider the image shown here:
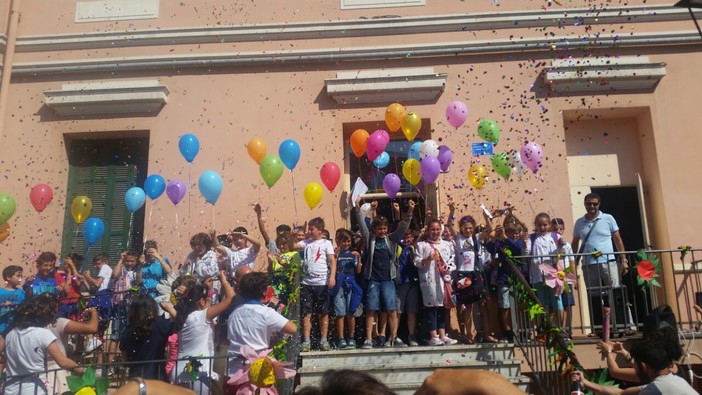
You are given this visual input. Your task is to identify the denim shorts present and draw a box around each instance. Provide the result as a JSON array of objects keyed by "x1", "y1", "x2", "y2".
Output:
[
  {"x1": 365, "y1": 280, "x2": 397, "y2": 311},
  {"x1": 561, "y1": 283, "x2": 575, "y2": 307},
  {"x1": 333, "y1": 287, "x2": 353, "y2": 316},
  {"x1": 535, "y1": 282, "x2": 563, "y2": 311}
]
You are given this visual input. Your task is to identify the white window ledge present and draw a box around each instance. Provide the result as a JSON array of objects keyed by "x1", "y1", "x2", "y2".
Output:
[
  {"x1": 325, "y1": 67, "x2": 446, "y2": 105},
  {"x1": 341, "y1": 0, "x2": 424, "y2": 10},
  {"x1": 543, "y1": 56, "x2": 666, "y2": 94},
  {"x1": 44, "y1": 80, "x2": 169, "y2": 116}
]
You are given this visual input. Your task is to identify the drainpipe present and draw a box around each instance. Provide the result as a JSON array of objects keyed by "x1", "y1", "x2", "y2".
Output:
[{"x1": 0, "y1": 0, "x2": 20, "y2": 144}]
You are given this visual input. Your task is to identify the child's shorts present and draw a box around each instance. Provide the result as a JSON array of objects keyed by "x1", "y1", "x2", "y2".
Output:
[
  {"x1": 333, "y1": 289, "x2": 353, "y2": 316},
  {"x1": 301, "y1": 284, "x2": 330, "y2": 315},
  {"x1": 561, "y1": 283, "x2": 575, "y2": 307},
  {"x1": 365, "y1": 280, "x2": 397, "y2": 312},
  {"x1": 535, "y1": 282, "x2": 563, "y2": 311},
  {"x1": 396, "y1": 282, "x2": 420, "y2": 314},
  {"x1": 496, "y1": 284, "x2": 511, "y2": 309}
]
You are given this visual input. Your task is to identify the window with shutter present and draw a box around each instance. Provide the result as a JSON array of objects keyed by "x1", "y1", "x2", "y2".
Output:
[{"x1": 61, "y1": 138, "x2": 148, "y2": 274}]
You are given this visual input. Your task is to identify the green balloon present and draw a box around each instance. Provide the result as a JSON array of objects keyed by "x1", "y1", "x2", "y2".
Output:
[
  {"x1": 491, "y1": 152, "x2": 511, "y2": 180},
  {"x1": 0, "y1": 194, "x2": 16, "y2": 224},
  {"x1": 259, "y1": 155, "x2": 284, "y2": 188},
  {"x1": 477, "y1": 119, "x2": 500, "y2": 144}
]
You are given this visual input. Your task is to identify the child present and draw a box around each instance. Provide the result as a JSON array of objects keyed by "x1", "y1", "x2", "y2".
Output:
[
  {"x1": 224, "y1": 227, "x2": 262, "y2": 271},
  {"x1": 332, "y1": 228, "x2": 362, "y2": 349},
  {"x1": 58, "y1": 254, "x2": 83, "y2": 320},
  {"x1": 182, "y1": 232, "x2": 221, "y2": 301},
  {"x1": 267, "y1": 231, "x2": 302, "y2": 313},
  {"x1": 397, "y1": 229, "x2": 421, "y2": 347},
  {"x1": 356, "y1": 199, "x2": 415, "y2": 349},
  {"x1": 295, "y1": 217, "x2": 336, "y2": 352},
  {"x1": 82, "y1": 252, "x2": 113, "y2": 293},
  {"x1": 523, "y1": 213, "x2": 563, "y2": 321},
  {"x1": 0, "y1": 265, "x2": 25, "y2": 334},
  {"x1": 24, "y1": 251, "x2": 60, "y2": 298},
  {"x1": 255, "y1": 202, "x2": 292, "y2": 255},
  {"x1": 82, "y1": 253, "x2": 114, "y2": 354},
  {"x1": 172, "y1": 271, "x2": 234, "y2": 394},
  {"x1": 108, "y1": 250, "x2": 142, "y2": 364},
  {"x1": 142, "y1": 239, "x2": 172, "y2": 298},
  {"x1": 414, "y1": 219, "x2": 457, "y2": 346},
  {"x1": 552, "y1": 218, "x2": 576, "y2": 333},
  {"x1": 226, "y1": 272, "x2": 297, "y2": 393}
]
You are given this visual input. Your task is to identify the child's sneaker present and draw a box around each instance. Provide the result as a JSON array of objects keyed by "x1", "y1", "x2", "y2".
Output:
[
  {"x1": 441, "y1": 335, "x2": 458, "y2": 345},
  {"x1": 392, "y1": 338, "x2": 408, "y2": 348},
  {"x1": 319, "y1": 339, "x2": 331, "y2": 351},
  {"x1": 428, "y1": 336, "x2": 444, "y2": 346},
  {"x1": 347, "y1": 339, "x2": 357, "y2": 349},
  {"x1": 408, "y1": 336, "x2": 419, "y2": 347},
  {"x1": 375, "y1": 335, "x2": 387, "y2": 348},
  {"x1": 300, "y1": 341, "x2": 311, "y2": 352},
  {"x1": 361, "y1": 339, "x2": 373, "y2": 349},
  {"x1": 336, "y1": 339, "x2": 348, "y2": 349}
]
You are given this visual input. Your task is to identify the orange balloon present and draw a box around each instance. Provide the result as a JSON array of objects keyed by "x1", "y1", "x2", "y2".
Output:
[
  {"x1": 247, "y1": 138, "x2": 267, "y2": 165},
  {"x1": 385, "y1": 103, "x2": 406, "y2": 133},
  {"x1": 0, "y1": 222, "x2": 9, "y2": 243},
  {"x1": 350, "y1": 129, "x2": 369, "y2": 158}
]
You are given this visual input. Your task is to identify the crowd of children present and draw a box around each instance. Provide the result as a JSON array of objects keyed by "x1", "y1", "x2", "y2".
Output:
[{"x1": 0, "y1": 199, "x2": 582, "y2": 394}]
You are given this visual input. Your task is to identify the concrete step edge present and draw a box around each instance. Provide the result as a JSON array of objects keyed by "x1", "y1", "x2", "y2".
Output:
[{"x1": 298, "y1": 359, "x2": 523, "y2": 374}]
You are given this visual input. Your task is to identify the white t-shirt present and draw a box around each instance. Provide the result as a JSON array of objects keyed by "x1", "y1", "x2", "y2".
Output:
[
  {"x1": 227, "y1": 303, "x2": 288, "y2": 374},
  {"x1": 454, "y1": 233, "x2": 484, "y2": 272},
  {"x1": 524, "y1": 232, "x2": 561, "y2": 284},
  {"x1": 4, "y1": 327, "x2": 57, "y2": 395},
  {"x1": 639, "y1": 373, "x2": 698, "y2": 395},
  {"x1": 97, "y1": 264, "x2": 113, "y2": 291},
  {"x1": 172, "y1": 309, "x2": 218, "y2": 383},
  {"x1": 226, "y1": 245, "x2": 258, "y2": 271},
  {"x1": 299, "y1": 238, "x2": 335, "y2": 286}
]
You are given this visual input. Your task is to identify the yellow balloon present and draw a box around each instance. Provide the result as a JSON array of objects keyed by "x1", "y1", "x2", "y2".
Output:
[
  {"x1": 247, "y1": 138, "x2": 267, "y2": 165},
  {"x1": 0, "y1": 222, "x2": 10, "y2": 243},
  {"x1": 401, "y1": 112, "x2": 422, "y2": 141},
  {"x1": 468, "y1": 164, "x2": 488, "y2": 190},
  {"x1": 304, "y1": 182, "x2": 323, "y2": 209},
  {"x1": 385, "y1": 103, "x2": 406, "y2": 133},
  {"x1": 71, "y1": 195, "x2": 92, "y2": 224},
  {"x1": 402, "y1": 159, "x2": 421, "y2": 186}
]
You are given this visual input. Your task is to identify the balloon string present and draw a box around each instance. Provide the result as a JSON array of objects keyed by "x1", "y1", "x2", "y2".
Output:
[
  {"x1": 331, "y1": 199, "x2": 337, "y2": 231},
  {"x1": 188, "y1": 164, "x2": 192, "y2": 231},
  {"x1": 291, "y1": 171, "x2": 299, "y2": 227},
  {"x1": 127, "y1": 212, "x2": 134, "y2": 250},
  {"x1": 212, "y1": 204, "x2": 216, "y2": 230}
]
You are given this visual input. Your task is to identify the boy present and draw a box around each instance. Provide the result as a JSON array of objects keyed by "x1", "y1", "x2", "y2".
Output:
[
  {"x1": 397, "y1": 229, "x2": 421, "y2": 347},
  {"x1": 255, "y1": 202, "x2": 292, "y2": 255},
  {"x1": 108, "y1": 250, "x2": 142, "y2": 361},
  {"x1": 224, "y1": 227, "x2": 262, "y2": 271},
  {"x1": 551, "y1": 218, "x2": 576, "y2": 334},
  {"x1": 296, "y1": 217, "x2": 336, "y2": 351},
  {"x1": 82, "y1": 253, "x2": 113, "y2": 353},
  {"x1": 24, "y1": 251, "x2": 60, "y2": 298},
  {"x1": 356, "y1": 198, "x2": 415, "y2": 349},
  {"x1": 333, "y1": 228, "x2": 362, "y2": 349},
  {"x1": 58, "y1": 254, "x2": 83, "y2": 320},
  {"x1": 0, "y1": 265, "x2": 25, "y2": 333},
  {"x1": 142, "y1": 240, "x2": 172, "y2": 299}
]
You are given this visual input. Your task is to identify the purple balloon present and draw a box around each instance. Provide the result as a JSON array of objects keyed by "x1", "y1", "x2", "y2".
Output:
[
  {"x1": 520, "y1": 142, "x2": 544, "y2": 173},
  {"x1": 366, "y1": 130, "x2": 389, "y2": 161},
  {"x1": 420, "y1": 157, "x2": 441, "y2": 184},
  {"x1": 445, "y1": 101, "x2": 468, "y2": 129},
  {"x1": 437, "y1": 145, "x2": 454, "y2": 172},
  {"x1": 383, "y1": 173, "x2": 402, "y2": 198},
  {"x1": 166, "y1": 179, "x2": 187, "y2": 205}
]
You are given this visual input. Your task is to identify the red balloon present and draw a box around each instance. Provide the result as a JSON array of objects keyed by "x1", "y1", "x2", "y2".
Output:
[
  {"x1": 320, "y1": 162, "x2": 341, "y2": 192},
  {"x1": 30, "y1": 184, "x2": 53, "y2": 213}
]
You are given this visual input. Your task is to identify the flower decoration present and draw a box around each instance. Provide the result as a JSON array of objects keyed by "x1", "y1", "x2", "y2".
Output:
[
  {"x1": 227, "y1": 345, "x2": 296, "y2": 395},
  {"x1": 679, "y1": 245, "x2": 692, "y2": 262},
  {"x1": 635, "y1": 250, "x2": 661, "y2": 289},
  {"x1": 185, "y1": 357, "x2": 203, "y2": 381},
  {"x1": 591, "y1": 249, "x2": 603, "y2": 259},
  {"x1": 539, "y1": 260, "x2": 576, "y2": 296},
  {"x1": 62, "y1": 367, "x2": 109, "y2": 395}
]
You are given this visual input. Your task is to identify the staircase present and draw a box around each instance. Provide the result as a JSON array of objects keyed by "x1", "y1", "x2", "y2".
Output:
[{"x1": 297, "y1": 343, "x2": 531, "y2": 394}]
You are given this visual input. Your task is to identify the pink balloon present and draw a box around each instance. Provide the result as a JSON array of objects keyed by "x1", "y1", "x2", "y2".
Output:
[
  {"x1": 437, "y1": 145, "x2": 453, "y2": 172},
  {"x1": 420, "y1": 157, "x2": 441, "y2": 184},
  {"x1": 383, "y1": 173, "x2": 401, "y2": 198},
  {"x1": 166, "y1": 180, "x2": 187, "y2": 205},
  {"x1": 520, "y1": 142, "x2": 544, "y2": 173},
  {"x1": 366, "y1": 130, "x2": 389, "y2": 161},
  {"x1": 29, "y1": 183, "x2": 53, "y2": 213},
  {"x1": 445, "y1": 101, "x2": 468, "y2": 128},
  {"x1": 320, "y1": 162, "x2": 341, "y2": 192}
]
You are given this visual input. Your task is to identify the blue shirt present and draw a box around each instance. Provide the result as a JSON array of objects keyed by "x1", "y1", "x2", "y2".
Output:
[
  {"x1": 573, "y1": 212, "x2": 619, "y2": 265},
  {"x1": 398, "y1": 245, "x2": 419, "y2": 285},
  {"x1": 337, "y1": 249, "x2": 358, "y2": 275},
  {"x1": 141, "y1": 257, "x2": 171, "y2": 297},
  {"x1": 26, "y1": 275, "x2": 59, "y2": 297},
  {"x1": 0, "y1": 288, "x2": 25, "y2": 333},
  {"x1": 486, "y1": 238, "x2": 523, "y2": 284},
  {"x1": 371, "y1": 239, "x2": 392, "y2": 281}
]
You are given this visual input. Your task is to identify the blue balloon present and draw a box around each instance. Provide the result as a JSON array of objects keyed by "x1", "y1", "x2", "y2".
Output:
[
  {"x1": 408, "y1": 141, "x2": 422, "y2": 161},
  {"x1": 198, "y1": 170, "x2": 223, "y2": 205},
  {"x1": 125, "y1": 187, "x2": 146, "y2": 212},
  {"x1": 278, "y1": 139, "x2": 301, "y2": 170},
  {"x1": 143, "y1": 174, "x2": 166, "y2": 200},
  {"x1": 179, "y1": 133, "x2": 200, "y2": 163},
  {"x1": 374, "y1": 151, "x2": 390, "y2": 169},
  {"x1": 83, "y1": 217, "x2": 105, "y2": 246}
]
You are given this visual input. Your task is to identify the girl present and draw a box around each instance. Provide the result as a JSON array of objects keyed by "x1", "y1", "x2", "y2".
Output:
[
  {"x1": 2, "y1": 294, "x2": 82, "y2": 395},
  {"x1": 551, "y1": 218, "x2": 576, "y2": 333},
  {"x1": 171, "y1": 271, "x2": 235, "y2": 394},
  {"x1": 446, "y1": 203, "x2": 495, "y2": 344},
  {"x1": 119, "y1": 294, "x2": 174, "y2": 381},
  {"x1": 267, "y1": 231, "x2": 302, "y2": 313},
  {"x1": 414, "y1": 219, "x2": 457, "y2": 346},
  {"x1": 523, "y1": 213, "x2": 563, "y2": 320}
]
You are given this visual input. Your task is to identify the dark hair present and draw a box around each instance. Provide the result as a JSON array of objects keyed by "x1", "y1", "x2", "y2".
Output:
[
  {"x1": 171, "y1": 275, "x2": 198, "y2": 293},
  {"x1": 584, "y1": 192, "x2": 601, "y2": 203},
  {"x1": 190, "y1": 232, "x2": 214, "y2": 249},
  {"x1": 11, "y1": 294, "x2": 58, "y2": 330},
  {"x1": 308, "y1": 217, "x2": 325, "y2": 231},
  {"x1": 534, "y1": 212, "x2": 550, "y2": 225},
  {"x1": 144, "y1": 240, "x2": 158, "y2": 250},
  {"x1": 276, "y1": 224, "x2": 292, "y2": 233},
  {"x1": 233, "y1": 226, "x2": 248, "y2": 235},
  {"x1": 124, "y1": 250, "x2": 140, "y2": 259},
  {"x1": 2, "y1": 265, "x2": 23, "y2": 280},
  {"x1": 427, "y1": 218, "x2": 442, "y2": 228},
  {"x1": 371, "y1": 216, "x2": 390, "y2": 230},
  {"x1": 335, "y1": 228, "x2": 353, "y2": 242},
  {"x1": 93, "y1": 253, "x2": 109, "y2": 265},
  {"x1": 36, "y1": 251, "x2": 57, "y2": 265},
  {"x1": 276, "y1": 231, "x2": 296, "y2": 252},
  {"x1": 238, "y1": 272, "x2": 269, "y2": 301},
  {"x1": 69, "y1": 253, "x2": 83, "y2": 265},
  {"x1": 173, "y1": 284, "x2": 208, "y2": 332},
  {"x1": 321, "y1": 230, "x2": 331, "y2": 240},
  {"x1": 127, "y1": 294, "x2": 159, "y2": 339},
  {"x1": 551, "y1": 218, "x2": 565, "y2": 226},
  {"x1": 319, "y1": 369, "x2": 396, "y2": 395},
  {"x1": 630, "y1": 336, "x2": 674, "y2": 371},
  {"x1": 459, "y1": 216, "x2": 476, "y2": 226}
]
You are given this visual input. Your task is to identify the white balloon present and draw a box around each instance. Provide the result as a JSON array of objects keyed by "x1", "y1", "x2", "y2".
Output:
[
  {"x1": 419, "y1": 140, "x2": 439, "y2": 159},
  {"x1": 509, "y1": 151, "x2": 528, "y2": 180}
]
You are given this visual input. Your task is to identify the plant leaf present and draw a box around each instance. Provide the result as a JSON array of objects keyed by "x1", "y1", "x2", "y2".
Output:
[
  {"x1": 66, "y1": 375, "x2": 83, "y2": 392},
  {"x1": 650, "y1": 278, "x2": 661, "y2": 287},
  {"x1": 96, "y1": 379, "x2": 109, "y2": 395},
  {"x1": 82, "y1": 366, "x2": 96, "y2": 386}
]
